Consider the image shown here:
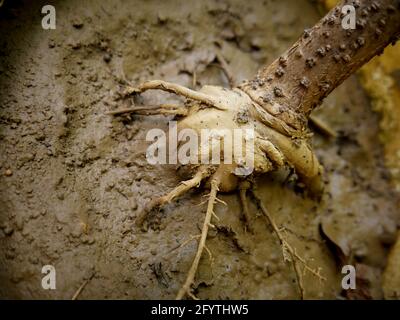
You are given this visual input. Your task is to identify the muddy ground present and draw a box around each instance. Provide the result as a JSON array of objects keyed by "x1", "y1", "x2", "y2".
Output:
[{"x1": 0, "y1": 0, "x2": 399, "y2": 299}]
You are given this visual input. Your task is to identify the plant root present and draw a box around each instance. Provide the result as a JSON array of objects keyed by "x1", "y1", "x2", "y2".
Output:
[
  {"x1": 125, "y1": 80, "x2": 227, "y2": 110},
  {"x1": 71, "y1": 273, "x2": 94, "y2": 300},
  {"x1": 135, "y1": 167, "x2": 210, "y2": 229},
  {"x1": 215, "y1": 52, "x2": 236, "y2": 88},
  {"x1": 176, "y1": 174, "x2": 221, "y2": 300},
  {"x1": 106, "y1": 104, "x2": 188, "y2": 116},
  {"x1": 239, "y1": 181, "x2": 252, "y2": 233},
  {"x1": 309, "y1": 114, "x2": 336, "y2": 138},
  {"x1": 251, "y1": 189, "x2": 325, "y2": 299}
]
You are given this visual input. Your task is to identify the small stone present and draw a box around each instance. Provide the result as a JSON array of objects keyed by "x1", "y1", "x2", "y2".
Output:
[{"x1": 4, "y1": 169, "x2": 12, "y2": 176}]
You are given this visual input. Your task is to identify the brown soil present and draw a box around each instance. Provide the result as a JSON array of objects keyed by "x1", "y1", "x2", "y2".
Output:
[{"x1": 0, "y1": 0, "x2": 398, "y2": 299}]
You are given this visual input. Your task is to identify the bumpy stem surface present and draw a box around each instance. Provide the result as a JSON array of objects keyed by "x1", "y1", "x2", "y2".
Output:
[{"x1": 240, "y1": 0, "x2": 400, "y2": 132}]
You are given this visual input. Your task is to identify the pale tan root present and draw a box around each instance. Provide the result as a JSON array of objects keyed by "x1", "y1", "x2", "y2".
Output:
[
  {"x1": 176, "y1": 175, "x2": 221, "y2": 300},
  {"x1": 107, "y1": 104, "x2": 188, "y2": 116},
  {"x1": 251, "y1": 189, "x2": 326, "y2": 299},
  {"x1": 135, "y1": 167, "x2": 209, "y2": 228},
  {"x1": 125, "y1": 80, "x2": 227, "y2": 110}
]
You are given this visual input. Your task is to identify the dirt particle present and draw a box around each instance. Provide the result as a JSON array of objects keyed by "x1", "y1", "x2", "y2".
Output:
[
  {"x1": 361, "y1": 9, "x2": 369, "y2": 17},
  {"x1": 357, "y1": 37, "x2": 365, "y2": 46},
  {"x1": 4, "y1": 169, "x2": 13, "y2": 176},
  {"x1": 275, "y1": 66, "x2": 285, "y2": 77},
  {"x1": 387, "y1": 5, "x2": 396, "y2": 13},
  {"x1": 103, "y1": 53, "x2": 112, "y2": 63},
  {"x1": 262, "y1": 93, "x2": 272, "y2": 103},
  {"x1": 371, "y1": 2, "x2": 380, "y2": 12},
  {"x1": 327, "y1": 15, "x2": 336, "y2": 25},
  {"x1": 375, "y1": 28, "x2": 382, "y2": 37},
  {"x1": 157, "y1": 13, "x2": 168, "y2": 24},
  {"x1": 305, "y1": 57, "x2": 316, "y2": 68},
  {"x1": 273, "y1": 86, "x2": 284, "y2": 97},
  {"x1": 3, "y1": 224, "x2": 14, "y2": 236},
  {"x1": 72, "y1": 19, "x2": 84, "y2": 29},
  {"x1": 300, "y1": 77, "x2": 310, "y2": 88},
  {"x1": 356, "y1": 19, "x2": 367, "y2": 29},
  {"x1": 333, "y1": 54, "x2": 341, "y2": 62},
  {"x1": 342, "y1": 54, "x2": 351, "y2": 63},
  {"x1": 279, "y1": 56, "x2": 288, "y2": 67},
  {"x1": 303, "y1": 28, "x2": 311, "y2": 38},
  {"x1": 48, "y1": 39, "x2": 56, "y2": 48},
  {"x1": 316, "y1": 47, "x2": 326, "y2": 57}
]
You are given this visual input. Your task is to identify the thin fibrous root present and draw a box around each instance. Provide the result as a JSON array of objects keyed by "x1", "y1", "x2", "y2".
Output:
[
  {"x1": 239, "y1": 181, "x2": 252, "y2": 232},
  {"x1": 71, "y1": 273, "x2": 94, "y2": 300},
  {"x1": 251, "y1": 190, "x2": 326, "y2": 299},
  {"x1": 215, "y1": 52, "x2": 236, "y2": 88},
  {"x1": 106, "y1": 104, "x2": 188, "y2": 116},
  {"x1": 309, "y1": 114, "x2": 337, "y2": 138},
  {"x1": 176, "y1": 176, "x2": 221, "y2": 300},
  {"x1": 125, "y1": 80, "x2": 227, "y2": 110},
  {"x1": 135, "y1": 167, "x2": 210, "y2": 228}
]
